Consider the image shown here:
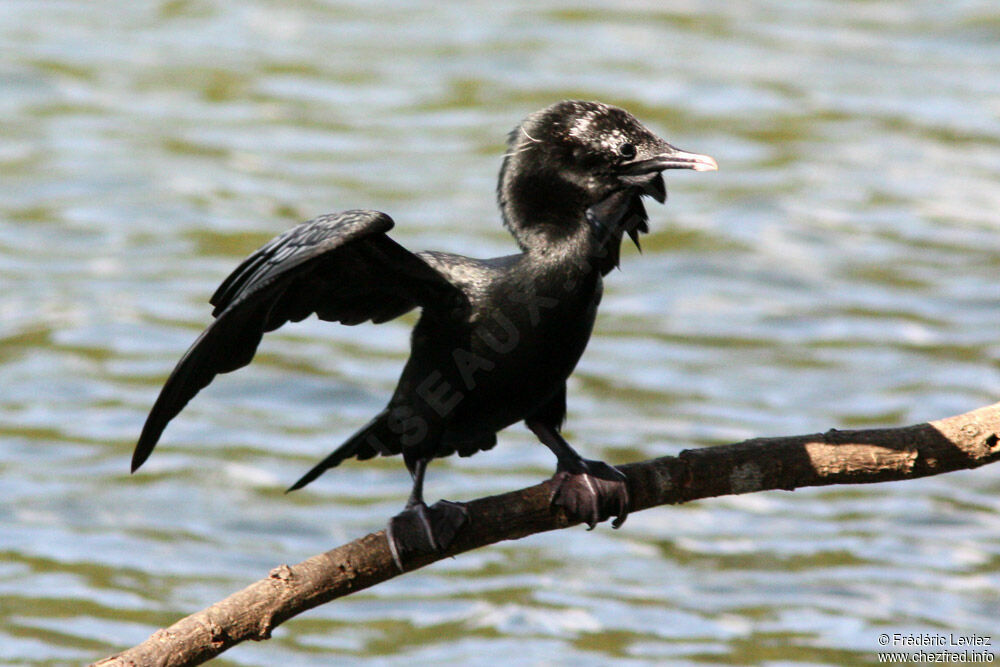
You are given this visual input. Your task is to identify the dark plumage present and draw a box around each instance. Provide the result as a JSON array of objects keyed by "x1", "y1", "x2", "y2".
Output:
[{"x1": 133, "y1": 100, "x2": 716, "y2": 567}]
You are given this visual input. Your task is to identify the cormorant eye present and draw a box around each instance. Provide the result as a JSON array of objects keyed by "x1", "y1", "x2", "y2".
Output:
[{"x1": 618, "y1": 142, "x2": 636, "y2": 159}]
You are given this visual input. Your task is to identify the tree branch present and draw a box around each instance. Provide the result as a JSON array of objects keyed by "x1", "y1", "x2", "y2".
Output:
[{"x1": 93, "y1": 401, "x2": 1000, "y2": 667}]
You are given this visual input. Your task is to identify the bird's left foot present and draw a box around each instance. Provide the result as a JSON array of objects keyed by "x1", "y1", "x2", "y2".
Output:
[
  {"x1": 549, "y1": 459, "x2": 630, "y2": 529},
  {"x1": 385, "y1": 499, "x2": 468, "y2": 572}
]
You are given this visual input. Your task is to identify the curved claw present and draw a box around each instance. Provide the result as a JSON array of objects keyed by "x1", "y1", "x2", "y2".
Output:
[
  {"x1": 386, "y1": 499, "x2": 469, "y2": 572},
  {"x1": 548, "y1": 459, "x2": 629, "y2": 529}
]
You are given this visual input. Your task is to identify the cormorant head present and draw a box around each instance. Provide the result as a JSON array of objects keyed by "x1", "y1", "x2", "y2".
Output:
[{"x1": 497, "y1": 100, "x2": 716, "y2": 262}]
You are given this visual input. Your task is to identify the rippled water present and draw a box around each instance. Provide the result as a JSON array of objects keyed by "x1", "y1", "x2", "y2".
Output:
[{"x1": 3, "y1": 1, "x2": 1000, "y2": 665}]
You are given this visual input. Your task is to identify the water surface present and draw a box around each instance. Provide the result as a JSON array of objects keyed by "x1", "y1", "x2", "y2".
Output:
[{"x1": 2, "y1": 1, "x2": 1000, "y2": 665}]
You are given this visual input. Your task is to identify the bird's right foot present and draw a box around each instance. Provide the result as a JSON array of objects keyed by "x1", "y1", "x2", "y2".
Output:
[
  {"x1": 385, "y1": 499, "x2": 468, "y2": 572},
  {"x1": 549, "y1": 458, "x2": 630, "y2": 529}
]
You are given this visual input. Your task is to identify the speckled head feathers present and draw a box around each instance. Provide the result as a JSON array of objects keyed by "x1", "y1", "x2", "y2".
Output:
[
  {"x1": 511, "y1": 100, "x2": 663, "y2": 166},
  {"x1": 497, "y1": 100, "x2": 701, "y2": 251}
]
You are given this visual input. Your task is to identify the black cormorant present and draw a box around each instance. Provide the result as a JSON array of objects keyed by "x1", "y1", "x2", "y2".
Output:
[{"x1": 132, "y1": 100, "x2": 717, "y2": 568}]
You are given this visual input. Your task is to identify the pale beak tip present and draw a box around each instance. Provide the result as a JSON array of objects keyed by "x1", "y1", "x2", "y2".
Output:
[{"x1": 691, "y1": 155, "x2": 718, "y2": 172}]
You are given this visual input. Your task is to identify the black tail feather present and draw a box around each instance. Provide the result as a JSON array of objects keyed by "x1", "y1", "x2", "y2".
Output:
[{"x1": 286, "y1": 413, "x2": 399, "y2": 492}]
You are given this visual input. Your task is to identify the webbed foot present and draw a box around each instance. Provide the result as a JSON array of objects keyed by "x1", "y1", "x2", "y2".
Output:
[
  {"x1": 385, "y1": 499, "x2": 468, "y2": 571},
  {"x1": 549, "y1": 459, "x2": 629, "y2": 529}
]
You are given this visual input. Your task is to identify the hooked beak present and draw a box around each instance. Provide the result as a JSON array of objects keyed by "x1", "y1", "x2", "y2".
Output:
[
  {"x1": 617, "y1": 144, "x2": 717, "y2": 204},
  {"x1": 621, "y1": 146, "x2": 718, "y2": 176}
]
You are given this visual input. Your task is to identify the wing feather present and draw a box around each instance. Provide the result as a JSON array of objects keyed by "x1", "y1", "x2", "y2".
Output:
[{"x1": 132, "y1": 209, "x2": 462, "y2": 472}]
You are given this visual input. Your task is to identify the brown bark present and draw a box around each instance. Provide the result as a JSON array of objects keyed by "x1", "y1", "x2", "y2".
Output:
[{"x1": 92, "y1": 401, "x2": 1000, "y2": 667}]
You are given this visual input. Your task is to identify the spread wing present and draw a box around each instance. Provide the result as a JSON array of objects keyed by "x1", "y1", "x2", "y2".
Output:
[{"x1": 132, "y1": 209, "x2": 463, "y2": 472}]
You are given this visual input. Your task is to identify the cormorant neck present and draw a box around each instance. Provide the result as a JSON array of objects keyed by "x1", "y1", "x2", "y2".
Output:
[
  {"x1": 499, "y1": 163, "x2": 592, "y2": 254},
  {"x1": 511, "y1": 186, "x2": 647, "y2": 277},
  {"x1": 516, "y1": 215, "x2": 595, "y2": 262}
]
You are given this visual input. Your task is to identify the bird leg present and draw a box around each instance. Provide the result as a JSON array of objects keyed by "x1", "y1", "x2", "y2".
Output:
[
  {"x1": 527, "y1": 420, "x2": 630, "y2": 529},
  {"x1": 385, "y1": 457, "x2": 468, "y2": 572}
]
